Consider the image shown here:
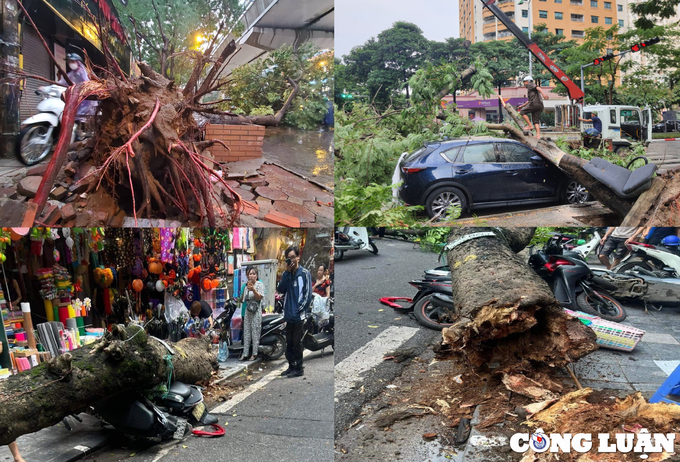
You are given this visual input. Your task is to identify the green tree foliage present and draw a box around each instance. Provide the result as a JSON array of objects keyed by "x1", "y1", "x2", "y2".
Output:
[
  {"x1": 559, "y1": 26, "x2": 621, "y2": 104},
  {"x1": 222, "y1": 44, "x2": 333, "y2": 129},
  {"x1": 629, "y1": 0, "x2": 680, "y2": 30},
  {"x1": 117, "y1": 0, "x2": 243, "y2": 82},
  {"x1": 342, "y1": 22, "x2": 430, "y2": 109}
]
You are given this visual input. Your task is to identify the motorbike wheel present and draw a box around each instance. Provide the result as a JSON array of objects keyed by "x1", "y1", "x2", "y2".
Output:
[
  {"x1": 16, "y1": 123, "x2": 53, "y2": 166},
  {"x1": 334, "y1": 248, "x2": 344, "y2": 261},
  {"x1": 413, "y1": 295, "x2": 457, "y2": 331},
  {"x1": 576, "y1": 290, "x2": 627, "y2": 322},
  {"x1": 261, "y1": 334, "x2": 285, "y2": 361},
  {"x1": 616, "y1": 259, "x2": 654, "y2": 274},
  {"x1": 369, "y1": 241, "x2": 379, "y2": 255}
]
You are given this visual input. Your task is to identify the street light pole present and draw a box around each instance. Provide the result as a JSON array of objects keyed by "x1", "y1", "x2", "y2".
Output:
[
  {"x1": 528, "y1": 0, "x2": 532, "y2": 77},
  {"x1": 519, "y1": 0, "x2": 532, "y2": 76}
]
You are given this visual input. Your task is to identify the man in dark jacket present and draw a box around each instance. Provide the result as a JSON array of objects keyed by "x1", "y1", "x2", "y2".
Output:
[{"x1": 277, "y1": 245, "x2": 313, "y2": 378}]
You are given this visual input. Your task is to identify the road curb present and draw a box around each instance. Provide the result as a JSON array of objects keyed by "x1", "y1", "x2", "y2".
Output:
[{"x1": 214, "y1": 357, "x2": 264, "y2": 385}]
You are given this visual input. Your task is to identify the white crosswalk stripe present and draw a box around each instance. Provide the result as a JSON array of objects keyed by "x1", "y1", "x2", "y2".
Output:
[{"x1": 334, "y1": 326, "x2": 420, "y2": 396}]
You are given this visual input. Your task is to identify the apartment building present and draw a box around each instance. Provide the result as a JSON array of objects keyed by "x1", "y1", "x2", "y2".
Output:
[{"x1": 461, "y1": 0, "x2": 628, "y2": 43}]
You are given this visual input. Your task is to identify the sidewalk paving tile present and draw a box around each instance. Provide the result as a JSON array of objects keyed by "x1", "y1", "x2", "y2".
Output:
[
  {"x1": 653, "y1": 360, "x2": 680, "y2": 376},
  {"x1": 579, "y1": 379, "x2": 634, "y2": 391},
  {"x1": 640, "y1": 333, "x2": 680, "y2": 345}
]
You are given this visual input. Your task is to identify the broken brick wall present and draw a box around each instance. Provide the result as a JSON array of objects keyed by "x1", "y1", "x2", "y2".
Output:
[{"x1": 205, "y1": 124, "x2": 265, "y2": 162}]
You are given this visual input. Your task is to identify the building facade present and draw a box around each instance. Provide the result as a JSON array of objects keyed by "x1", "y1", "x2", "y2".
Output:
[{"x1": 461, "y1": 0, "x2": 629, "y2": 43}]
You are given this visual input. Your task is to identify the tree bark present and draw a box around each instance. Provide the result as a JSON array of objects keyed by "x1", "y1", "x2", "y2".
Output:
[
  {"x1": 440, "y1": 227, "x2": 598, "y2": 373},
  {"x1": 0, "y1": 325, "x2": 217, "y2": 445}
]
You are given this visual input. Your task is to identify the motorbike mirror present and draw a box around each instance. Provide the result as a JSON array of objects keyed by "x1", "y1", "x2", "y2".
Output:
[{"x1": 663, "y1": 267, "x2": 675, "y2": 272}]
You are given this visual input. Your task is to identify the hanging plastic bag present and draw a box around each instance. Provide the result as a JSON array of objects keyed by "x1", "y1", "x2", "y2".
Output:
[
  {"x1": 312, "y1": 293, "x2": 330, "y2": 327},
  {"x1": 217, "y1": 340, "x2": 229, "y2": 362},
  {"x1": 165, "y1": 291, "x2": 188, "y2": 323}
]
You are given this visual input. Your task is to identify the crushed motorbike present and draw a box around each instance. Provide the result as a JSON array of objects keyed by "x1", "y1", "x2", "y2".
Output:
[
  {"x1": 528, "y1": 234, "x2": 627, "y2": 321},
  {"x1": 592, "y1": 237, "x2": 680, "y2": 310}
]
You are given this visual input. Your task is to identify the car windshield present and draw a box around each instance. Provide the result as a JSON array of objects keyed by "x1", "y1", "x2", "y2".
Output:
[{"x1": 621, "y1": 109, "x2": 640, "y2": 124}]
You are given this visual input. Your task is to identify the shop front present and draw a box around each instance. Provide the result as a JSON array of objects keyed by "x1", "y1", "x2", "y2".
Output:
[{"x1": 0, "y1": 227, "x2": 333, "y2": 375}]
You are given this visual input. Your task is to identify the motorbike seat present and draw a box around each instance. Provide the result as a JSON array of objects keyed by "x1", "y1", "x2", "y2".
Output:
[{"x1": 168, "y1": 382, "x2": 192, "y2": 399}]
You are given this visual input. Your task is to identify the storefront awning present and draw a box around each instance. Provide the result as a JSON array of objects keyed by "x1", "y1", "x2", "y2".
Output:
[{"x1": 448, "y1": 97, "x2": 527, "y2": 109}]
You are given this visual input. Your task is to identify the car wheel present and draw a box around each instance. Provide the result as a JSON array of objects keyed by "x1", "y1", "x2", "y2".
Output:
[
  {"x1": 564, "y1": 180, "x2": 590, "y2": 204},
  {"x1": 425, "y1": 187, "x2": 467, "y2": 220}
]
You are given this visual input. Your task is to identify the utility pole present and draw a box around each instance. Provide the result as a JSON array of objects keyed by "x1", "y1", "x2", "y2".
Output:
[{"x1": 0, "y1": 0, "x2": 20, "y2": 159}]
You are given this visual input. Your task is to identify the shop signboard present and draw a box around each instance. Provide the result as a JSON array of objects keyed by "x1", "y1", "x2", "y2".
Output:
[{"x1": 43, "y1": 0, "x2": 131, "y2": 73}]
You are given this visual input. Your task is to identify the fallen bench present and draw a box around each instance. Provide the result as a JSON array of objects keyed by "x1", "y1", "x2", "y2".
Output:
[{"x1": 582, "y1": 156, "x2": 657, "y2": 199}]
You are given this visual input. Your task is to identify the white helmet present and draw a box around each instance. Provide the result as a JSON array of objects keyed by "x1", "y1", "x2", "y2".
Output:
[{"x1": 523, "y1": 76, "x2": 533, "y2": 82}]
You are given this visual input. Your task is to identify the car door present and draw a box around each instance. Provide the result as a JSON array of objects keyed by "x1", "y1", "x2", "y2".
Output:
[
  {"x1": 499, "y1": 142, "x2": 555, "y2": 199},
  {"x1": 452, "y1": 142, "x2": 505, "y2": 203}
]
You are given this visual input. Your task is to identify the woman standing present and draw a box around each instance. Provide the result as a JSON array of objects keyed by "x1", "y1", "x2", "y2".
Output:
[{"x1": 240, "y1": 267, "x2": 265, "y2": 361}]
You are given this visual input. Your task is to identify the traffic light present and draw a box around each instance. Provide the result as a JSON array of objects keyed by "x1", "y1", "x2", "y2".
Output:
[
  {"x1": 631, "y1": 37, "x2": 661, "y2": 52},
  {"x1": 593, "y1": 53, "x2": 615, "y2": 65},
  {"x1": 340, "y1": 93, "x2": 354, "y2": 99}
]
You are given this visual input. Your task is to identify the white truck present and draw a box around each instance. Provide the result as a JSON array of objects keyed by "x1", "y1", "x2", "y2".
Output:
[{"x1": 549, "y1": 104, "x2": 653, "y2": 153}]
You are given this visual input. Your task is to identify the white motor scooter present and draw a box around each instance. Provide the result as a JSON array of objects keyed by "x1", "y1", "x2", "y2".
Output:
[
  {"x1": 334, "y1": 227, "x2": 378, "y2": 261},
  {"x1": 16, "y1": 84, "x2": 77, "y2": 166}
]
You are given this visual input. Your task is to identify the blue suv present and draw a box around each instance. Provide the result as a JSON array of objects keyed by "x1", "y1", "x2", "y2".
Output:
[{"x1": 397, "y1": 138, "x2": 590, "y2": 219}]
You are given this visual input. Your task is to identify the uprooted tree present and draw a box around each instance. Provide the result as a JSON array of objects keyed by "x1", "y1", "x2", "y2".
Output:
[
  {"x1": 4, "y1": 0, "x2": 308, "y2": 226},
  {"x1": 0, "y1": 325, "x2": 217, "y2": 446},
  {"x1": 437, "y1": 227, "x2": 599, "y2": 397}
]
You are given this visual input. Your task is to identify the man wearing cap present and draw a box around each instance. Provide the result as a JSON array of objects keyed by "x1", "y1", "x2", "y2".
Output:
[
  {"x1": 579, "y1": 111, "x2": 602, "y2": 137},
  {"x1": 517, "y1": 75, "x2": 549, "y2": 139}
]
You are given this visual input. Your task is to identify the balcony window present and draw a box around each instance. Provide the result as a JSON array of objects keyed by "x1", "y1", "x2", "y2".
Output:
[
  {"x1": 605, "y1": 16, "x2": 612, "y2": 24},
  {"x1": 592, "y1": 15, "x2": 599, "y2": 22},
  {"x1": 570, "y1": 0, "x2": 583, "y2": 4},
  {"x1": 539, "y1": 10, "x2": 548, "y2": 18},
  {"x1": 522, "y1": 9, "x2": 528, "y2": 17},
  {"x1": 571, "y1": 14, "x2": 584, "y2": 21},
  {"x1": 555, "y1": 0, "x2": 563, "y2": 3},
  {"x1": 555, "y1": 11, "x2": 563, "y2": 19},
  {"x1": 572, "y1": 30, "x2": 584, "y2": 37}
]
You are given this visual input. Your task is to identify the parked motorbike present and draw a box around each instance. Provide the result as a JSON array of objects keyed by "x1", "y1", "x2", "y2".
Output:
[
  {"x1": 334, "y1": 227, "x2": 378, "y2": 261},
  {"x1": 615, "y1": 238, "x2": 680, "y2": 274},
  {"x1": 302, "y1": 297, "x2": 334, "y2": 352},
  {"x1": 380, "y1": 271, "x2": 456, "y2": 331},
  {"x1": 17, "y1": 84, "x2": 77, "y2": 166},
  {"x1": 528, "y1": 234, "x2": 627, "y2": 321},
  {"x1": 214, "y1": 299, "x2": 286, "y2": 361}
]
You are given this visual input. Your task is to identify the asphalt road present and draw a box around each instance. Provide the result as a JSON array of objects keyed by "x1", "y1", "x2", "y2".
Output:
[
  {"x1": 334, "y1": 238, "x2": 442, "y2": 437},
  {"x1": 80, "y1": 351, "x2": 334, "y2": 462}
]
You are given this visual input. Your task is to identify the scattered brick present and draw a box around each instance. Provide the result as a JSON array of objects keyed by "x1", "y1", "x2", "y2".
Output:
[
  {"x1": 59, "y1": 203, "x2": 76, "y2": 221},
  {"x1": 264, "y1": 210, "x2": 300, "y2": 228}
]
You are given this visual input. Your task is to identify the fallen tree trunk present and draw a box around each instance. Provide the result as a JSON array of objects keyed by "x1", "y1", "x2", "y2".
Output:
[
  {"x1": 0, "y1": 325, "x2": 216, "y2": 445},
  {"x1": 487, "y1": 119, "x2": 635, "y2": 218},
  {"x1": 440, "y1": 227, "x2": 598, "y2": 373}
]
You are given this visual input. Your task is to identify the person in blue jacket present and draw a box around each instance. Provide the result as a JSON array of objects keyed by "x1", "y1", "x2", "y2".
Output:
[{"x1": 277, "y1": 245, "x2": 313, "y2": 378}]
